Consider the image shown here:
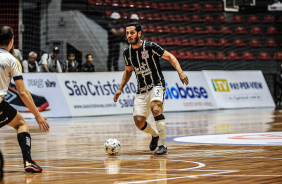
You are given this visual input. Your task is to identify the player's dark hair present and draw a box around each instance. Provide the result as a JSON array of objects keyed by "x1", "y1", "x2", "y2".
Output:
[
  {"x1": 0, "y1": 26, "x2": 14, "y2": 46},
  {"x1": 85, "y1": 54, "x2": 92, "y2": 59},
  {"x1": 126, "y1": 22, "x2": 142, "y2": 33}
]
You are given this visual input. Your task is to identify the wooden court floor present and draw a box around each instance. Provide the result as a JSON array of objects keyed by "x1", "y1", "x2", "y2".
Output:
[{"x1": 0, "y1": 108, "x2": 282, "y2": 184}]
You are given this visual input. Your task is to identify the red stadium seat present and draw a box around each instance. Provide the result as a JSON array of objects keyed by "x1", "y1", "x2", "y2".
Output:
[
  {"x1": 248, "y1": 15, "x2": 260, "y2": 23},
  {"x1": 158, "y1": 2, "x2": 166, "y2": 10},
  {"x1": 165, "y1": 3, "x2": 174, "y2": 10},
  {"x1": 160, "y1": 13, "x2": 168, "y2": 21},
  {"x1": 150, "y1": 37, "x2": 158, "y2": 43},
  {"x1": 178, "y1": 26, "x2": 187, "y2": 34},
  {"x1": 193, "y1": 51, "x2": 201, "y2": 60},
  {"x1": 155, "y1": 25, "x2": 164, "y2": 33},
  {"x1": 217, "y1": 14, "x2": 226, "y2": 23},
  {"x1": 127, "y1": 0, "x2": 135, "y2": 8},
  {"x1": 203, "y1": 3, "x2": 215, "y2": 11},
  {"x1": 233, "y1": 15, "x2": 244, "y2": 23},
  {"x1": 172, "y1": 3, "x2": 181, "y2": 10},
  {"x1": 135, "y1": 1, "x2": 144, "y2": 8},
  {"x1": 218, "y1": 38, "x2": 231, "y2": 47},
  {"x1": 249, "y1": 38, "x2": 262, "y2": 47},
  {"x1": 165, "y1": 37, "x2": 175, "y2": 45},
  {"x1": 183, "y1": 14, "x2": 190, "y2": 22},
  {"x1": 205, "y1": 26, "x2": 217, "y2": 34},
  {"x1": 216, "y1": 51, "x2": 227, "y2": 60},
  {"x1": 200, "y1": 51, "x2": 208, "y2": 60},
  {"x1": 242, "y1": 52, "x2": 256, "y2": 61},
  {"x1": 263, "y1": 15, "x2": 275, "y2": 23},
  {"x1": 274, "y1": 51, "x2": 282, "y2": 60},
  {"x1": 168, "y1": 14, "x2": 176, "y2": 21},
  {"x1": 250, "y1": 26, "x2": 263, "y2": 35},
  {"x1": 162, "y1": 25, "x2": 171, "y2": 33},
  {"x1": 181, "y1": 3, "x2": 191, "y2": 11},
  {"x1": 137, "y1": 12, "x2": 145, "y2": 20},
  {"x1": 170, "y1": 25, "x2": 178, "y2": 33},
  {"x1": 174, "y1": 38, "x2": 182, "y2": 46},
  {"x1": 197, "y1": 39, "x2": 205, "y2": 46},
  {"x1": 175, "y1": 14, "x2": 184, "y2": 22},
  {"x1": 206, "y1": 38, "x2": 217, "y2": 47},
  {"x1": 191, "y1": 14, "x2": 203, "y2": 22},
  {"x1": 232, "y1": 38, "x2": 246, "y2": 47},
  {"x1": 235, "y1": 26, "x2": 247, "y2": 34},
  {"x1": 266, "y1": 26, "x2": 279, "y2": 35},
  {"x1": 204, "y1": 15, "x2": 215, "y2": 22},
  {"x1": 143, "y1": 1, "x2": 151, "y2": 9},
  {"x1": 228, "y1": 51, "x2": 241, "y2": 60},
  {"x1": 153, "y1": 13, "x2": 161, "y2": 21},
  {"x1": 181, "y1": 38, "x2": 190, "y2": 46},
  {"x1": 219, "y1": 26, "x2": 232, "y2": 34},
  {"x1": 146, "y1": 25, "x2": 156, "y2": 33},
  {"x1": 185, "y1": 51, "x2": 194, "y2": 60},
  {"x1": 151, "y1": 2, "x2": 158, "y2": 9},
  {"x1": 141, "y1": 24, "x2": 148, "y2": 32},
  {"x1": 177, "y1": 50, "x2": 186, "y2": 59},
  {"x1": 217, "y1": 3, "x2": 223, "y2": 11},
  {"x1": 145, "y1": 12, "x2": 153, "y2": 20},
  {"x1": 194, "y1": 26, "x2": 203, "y2": 34},
  {"x1": 265, "y1": 38, "x2": 277, "y2": 47},
  {"x1": 191, "y1": 3, "x2": 201, "y2": 11},
  {"x1": 105, "y1": 10, "x2": 112, "y2": 18},
  {"x1": 158, "y1": 37, "x2": 166, "y2": 45},
  {"x1": 207, "y1": 51, "x2": 216, "y2": 60},
  {"x1": 258, "y1": 52, "x2": 271, "y2": 61},
  {"x1": 186, "y1": 26, "x2": 194, "y2": 34},
  {"x1": 189, "y1": 38, "x2": 197, "y2": 46}
]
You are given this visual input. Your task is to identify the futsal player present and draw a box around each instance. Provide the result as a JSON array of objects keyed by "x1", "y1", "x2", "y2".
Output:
[
  {"x1": 113, "y1": 22, "x2": 189, "y2": 155},
  {"x1": 0, "y1": 26, "x2": 50, "y2": 172}
]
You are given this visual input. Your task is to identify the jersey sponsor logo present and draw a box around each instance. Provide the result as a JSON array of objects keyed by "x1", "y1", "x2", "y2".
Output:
[
  {"x1": 212, "y1": 79, "x2": 230, "y2": 92},
  {"x1": 134, "y1": 63, "x2": 152, "y2": 76},
  {"x1": 141, "y1": 50, "x2": 149, "y2": 59}
]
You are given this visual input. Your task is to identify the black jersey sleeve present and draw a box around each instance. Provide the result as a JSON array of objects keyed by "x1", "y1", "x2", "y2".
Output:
[
  {"x1": 151, "y1": 42, "x2": 165, "y2": 57},
  {"x1": 123, "y1": 48, "x2": 131, "y2": 66}
]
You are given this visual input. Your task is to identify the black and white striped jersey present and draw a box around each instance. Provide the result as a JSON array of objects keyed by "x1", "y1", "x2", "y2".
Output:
[{"x1": 123, "y1": 40, "x2": 166, "y2": 94}]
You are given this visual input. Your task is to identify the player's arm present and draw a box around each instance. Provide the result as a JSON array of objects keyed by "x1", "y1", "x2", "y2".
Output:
[
  {"x1": 113, "y1": 66, "x2": 133, "y2": 102},
  {"x1": 14, "y1": 79, "x2": 50, "y2": 132},
  {"x1": 162, "y1": 50, "x2": 189, "y2": 85}
]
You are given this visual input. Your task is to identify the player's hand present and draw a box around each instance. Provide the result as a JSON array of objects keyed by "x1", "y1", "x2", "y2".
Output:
[
  {"x1": 113, "y1": 89, "x2": 122, "y2": 103},
  {"x1": 35, "y1": 114, "x2": 50, "y2": 132},
  {"x1": 179, "y1": 72, "x2": 189, "y2": 85}
]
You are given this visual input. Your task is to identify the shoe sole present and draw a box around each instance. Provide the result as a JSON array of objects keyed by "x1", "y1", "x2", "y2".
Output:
[
  {"x1": 153, "y1": 152, "x2": 168, "y2": 155},
  {"x1": 25, "y1": 167, "x2": 43, "y2": 173}
]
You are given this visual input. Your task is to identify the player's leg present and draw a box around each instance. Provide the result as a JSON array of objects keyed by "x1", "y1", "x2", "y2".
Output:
[
  {"x1": 150, "y1": 87, "x2": 167, "y2": 155},
  {"x1": 107, "y1": 44, "x2": 113, "y2": 71},
  {"x1": 113, "y1": 43, "x2": 120, "y2": 71},
  {"x1": 0, "y1": 150, "x2": 4, "y2": 184},
  {"x1": 133, "y1": 93, "x2": 159, "y2": 151},
  {"x1": 7, "y1": 112, "x2": 42, "y2": 172}
]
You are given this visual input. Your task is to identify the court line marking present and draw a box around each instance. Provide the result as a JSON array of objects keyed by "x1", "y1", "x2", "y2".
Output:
[{"x1": 5, "y1": 160, "x2": 205, "y2": 171}]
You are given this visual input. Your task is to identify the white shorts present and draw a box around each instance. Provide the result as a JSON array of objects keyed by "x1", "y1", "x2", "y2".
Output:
[{"x1": 133, "y1": 86, "x2": 165, "y2": 118}]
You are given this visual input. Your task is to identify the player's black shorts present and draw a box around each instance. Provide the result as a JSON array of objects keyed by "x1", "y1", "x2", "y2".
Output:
[
  {"x1": 0, "y1": 100, "x2": 17, "y2": 128},
  {"x1": 0, "y1": 150, "x2": 3, "y2": 181}
]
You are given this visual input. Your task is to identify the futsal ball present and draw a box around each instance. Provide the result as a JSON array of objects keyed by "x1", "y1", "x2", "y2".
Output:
[{"x1": 104, "y1": 138, "x2": 121, "y2": 155}]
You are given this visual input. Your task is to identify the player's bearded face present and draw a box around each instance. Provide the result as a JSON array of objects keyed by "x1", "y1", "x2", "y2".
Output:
[{"x1": 126, "y1": 26, "x2": 139, "y2": 45}]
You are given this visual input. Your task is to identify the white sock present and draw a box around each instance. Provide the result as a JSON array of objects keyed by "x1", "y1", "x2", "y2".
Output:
[
  {"x1": 141, "y1": 121, "x2": 158, "y2": 137},
  {"x1": 155, "y1": 114, "x2": 166, "y2": 147}
]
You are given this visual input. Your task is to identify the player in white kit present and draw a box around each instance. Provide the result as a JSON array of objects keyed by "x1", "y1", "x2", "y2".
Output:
[{"x1": 0, "y1": 26, "x2": 49, "y2": 174}]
